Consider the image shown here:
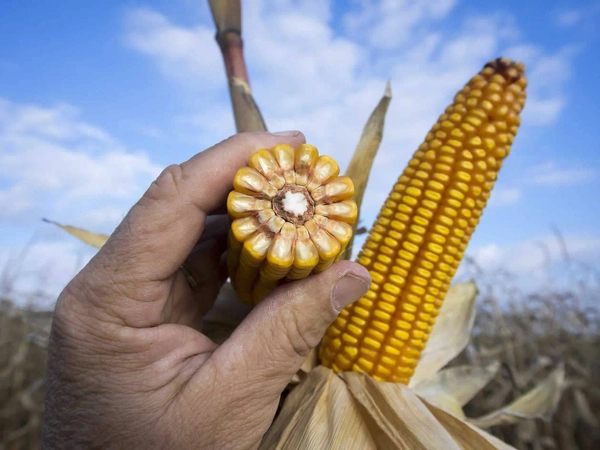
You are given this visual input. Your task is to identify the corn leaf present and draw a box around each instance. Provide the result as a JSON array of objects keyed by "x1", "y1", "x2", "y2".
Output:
[
  {"x1": 42, "y1": 219, "x2": 109, "y2": 249},
  {"x1": 468, "y1": 363, "x2": 566, "y2": 428},
  {"x1": 413, "y1": 361, "x2": 501, "y2": 415},
  {"x1": 263, "y1": 366, "x2": 514, "y2": 449},
  {"x1": 409, "y1": 280, "x2": 479, "y2": 387},
  {"x1": 229, "y1": 76, "x2": 267, "y2": 133},
  {"x1": 208, "y1": 0, "x2": 241, "y2": 36},
  {"x1": 343, "y1": 82, "x2": 391, "y2": 259}
]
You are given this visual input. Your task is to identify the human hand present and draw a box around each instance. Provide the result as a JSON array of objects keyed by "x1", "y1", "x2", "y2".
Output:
[{"x1": 42, "y1": 132, "x2": 371, "y2": 449}]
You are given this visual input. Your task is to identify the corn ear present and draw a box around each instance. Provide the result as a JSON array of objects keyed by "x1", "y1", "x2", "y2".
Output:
[
  {"x1": 227, "y1": 144, "x2": 357, "y2": 305},
  {"x1": 320, "y1": 57, "x2": 527, "y2": 384}
]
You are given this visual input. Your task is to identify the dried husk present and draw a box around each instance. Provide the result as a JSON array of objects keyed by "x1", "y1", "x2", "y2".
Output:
[
  {"x1": 412, "y1": 361, "x2": 501, "y2": 417},
  {"x1": 342, "y1": 82, "x2": 391, "y2": 259},
  {"x1": 261, "y1": 366, "x2": 515, "y2": 450}
]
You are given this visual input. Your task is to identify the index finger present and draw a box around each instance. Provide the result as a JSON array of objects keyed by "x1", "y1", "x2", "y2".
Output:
[{"x1": 107, "y1": 131, "x2": 306, "y2": 282}]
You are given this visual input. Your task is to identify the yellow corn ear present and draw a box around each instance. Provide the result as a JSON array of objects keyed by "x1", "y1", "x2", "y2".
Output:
[
  {"x1": 227, "y1": 144, "x2": 357, "y2": 305},
  {"x1": 320, "y1": 57, "x2": 527, "y2": 384}
]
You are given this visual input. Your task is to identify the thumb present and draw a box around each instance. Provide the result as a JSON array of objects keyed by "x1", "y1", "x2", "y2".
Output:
[{"x1": 210, "y1": 261, "x2": 370, "y2": 398}]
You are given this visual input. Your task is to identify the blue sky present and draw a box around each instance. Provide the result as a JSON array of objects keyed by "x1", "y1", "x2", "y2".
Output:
[{"x1": 1, "y1": 0, "x2": 599, "y2": 306}]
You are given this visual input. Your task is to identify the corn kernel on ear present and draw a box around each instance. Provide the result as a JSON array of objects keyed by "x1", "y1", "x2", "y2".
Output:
[
  {"x1": 227, "y1": 144, "x2": 357, "y2": 305},
  {"x1": 320, "y1": 57, "x2": 527, "y2": 384}
]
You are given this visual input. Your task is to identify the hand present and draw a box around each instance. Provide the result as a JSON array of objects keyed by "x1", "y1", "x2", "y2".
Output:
[{"x1": 42, "y1": 132, "x2": 371, "y2": 449}]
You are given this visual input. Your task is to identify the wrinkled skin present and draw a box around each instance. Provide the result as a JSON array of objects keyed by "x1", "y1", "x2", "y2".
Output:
[{"x1": 42, "y1": 132, "x2": 371, "y2": 450}]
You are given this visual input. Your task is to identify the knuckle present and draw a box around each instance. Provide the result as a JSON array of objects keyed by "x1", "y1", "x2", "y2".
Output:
[
  {"x1": 142, "y1": 163, "x2": 186, "y2": 204},
  {"x1": 279, "y1": 308, "x2": 322, "y2": 359}
]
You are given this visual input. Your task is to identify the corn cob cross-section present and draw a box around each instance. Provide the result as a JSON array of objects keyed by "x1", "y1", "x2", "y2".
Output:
[
  {"x1": 227, "y1": 144, "x2": 357, "y2": 305},
  {"x1": 320, "y1": 57, "x2": 527, "y2": 384}
]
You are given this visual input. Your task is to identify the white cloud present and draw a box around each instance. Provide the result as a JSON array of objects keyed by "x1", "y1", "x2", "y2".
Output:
[
  {"x1": 343, "y1": 0, "x2": 458, "y2": 49},
  {"x1": 0, "y1": 98, "x2": 162, "y2": 229},
  {"x1": 0, "y1": 98, "x2": 163, "y2": 305},
  {"x1": 466, "y1": 234, "x2": 600, "y2": 283},
  {"x1": 489, "y1": 187, "x2": 522, "y2": 207},
  {"x1": 122, "y1": 7, "x2": 223, "y2": 90},
  {"x1": 556, "y1": 10, "x2": 584, "y2": 27},
  {"x1": 527, "y1": 162, "x2": 596, "y2": 186}
]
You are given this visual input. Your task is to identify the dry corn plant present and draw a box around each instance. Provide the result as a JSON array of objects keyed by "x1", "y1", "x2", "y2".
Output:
[{"x1": 40, "y1": 1, "x2": 571, "y2": 448}]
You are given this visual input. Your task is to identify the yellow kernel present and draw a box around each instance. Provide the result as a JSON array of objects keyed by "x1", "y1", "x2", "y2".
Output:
[
  {"x1": 422, "y1": 303, "x2": 435, "y2": 313},
  {"x1": 428, "y1": 243, "x2": 444, "y2": 254},
  {"x1": 457, "y1": 171, "x2": 471, "y2": 182},
  {"x1": 372, "y1": 320, "x2": 390, "y2": 332},
  {"x1": 342, "y1": 333, "x2": 358, "y2": 345},
  {"x1": 401, "y1": 312, "x2": 415, "y2": 321},
  {"x1": 357, "y1": 358, "x2": 374, "y2": 371},
  {"x1": 397, "y1": 320, "x2": 411, "y2": 330},
  {"x1": 449, "y1": 189, "x2": 465, "y2": 200},
  {"x1": 394, "y1": 329, "x2": 410, "y2": 340},
  {"x1": 406, "y1": 294, "x2": 421, "y2": 305},
  {"x1": 347, "y1": 324, "x2": 362, "y2": 336},
  {"x1": 382, "y1": 283, "x2": 400, "y2": 296},
  {"x1": 388, "y1": 274, "x2": 405, "y2": 288},
  {"x1": 403, "y1": 303, "x2": 417, "y2": 313},
  {"x1": 413, "y1": 275, "x2": 428, "y2": 287},
  {"x1": 375, "y1": 365, "x2": 392, "y2": 377},
  {"x1": 364, "y1": 337, "x2": 381, "y2": 350},
  {"x1": 423, "y1": 251, "x2": 439, "y2": 263},
  {"x1": 402, "y1": 242, "x2": 419, "y2": 255},
  {"x1": 370, "y1": 271, "x2": 384, "y2": 284},
  {"x1": 415, "y1": 321, "x2": 429, "y2": 330},
  {"x1": 398, "y1": 250, "x2": 415, "y2": 263}
]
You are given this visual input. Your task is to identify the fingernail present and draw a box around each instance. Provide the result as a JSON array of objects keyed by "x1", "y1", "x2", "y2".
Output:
[
  {"x1": 332, "y1": 274, "x2": 370, "y2": 312},
  {"x1": 272, "y1": 130, "x2": 300, "y2": 136}
]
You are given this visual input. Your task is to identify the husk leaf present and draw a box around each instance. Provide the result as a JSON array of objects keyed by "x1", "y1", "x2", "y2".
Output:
[
  {"x1": 262, "y1": 366, "x2": 515, "y2": 449},
  {"x1": 413, "y1": 361, "x2": 501, "y2": 415},
  {"x1": 409, "y1": 280, "x2": 479, "y2": 387},
  {"x1": 468, "y1": 363, "x2": 566, "y2": 428},
  {"x1": 343, "y1": 82, "x2": 391, "y2": 259},
  {"x1": 42, "y1": 219, "x2": 109, "y2": 249},
  {"x1": 260, "y1": 366, "x2": 376, "y2": 449}
]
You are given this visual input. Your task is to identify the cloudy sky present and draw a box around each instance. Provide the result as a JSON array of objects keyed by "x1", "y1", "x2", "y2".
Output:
[{"x1": 1, "y1": 0, "x2": 599, "y2": 307}]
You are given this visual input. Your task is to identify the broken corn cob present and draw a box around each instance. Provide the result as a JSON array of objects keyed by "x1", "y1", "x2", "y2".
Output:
[
  {"x1": 227, "y1": 144, "x2": 357, "y2": 305},
  {"x1": 320, "y1": 57, "x2": 527, "y2": 383}
]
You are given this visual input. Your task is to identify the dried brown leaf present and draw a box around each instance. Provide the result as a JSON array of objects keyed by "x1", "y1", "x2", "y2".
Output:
[
  {"x1": 468, "y1": 363, "x2": 566, "y2": 428},
  {"x1": 343, "y1": 82, "x2": 391, "y2": 259},
  {"x1": 573, "y1": 388, "x2": 599, "y2": 428},
  {"x1": 43, "y1": 218, "x2": 109, "y2": 249},
  {"x1": 409, "y1": 280, "x2": 479, "y2": 386}
]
